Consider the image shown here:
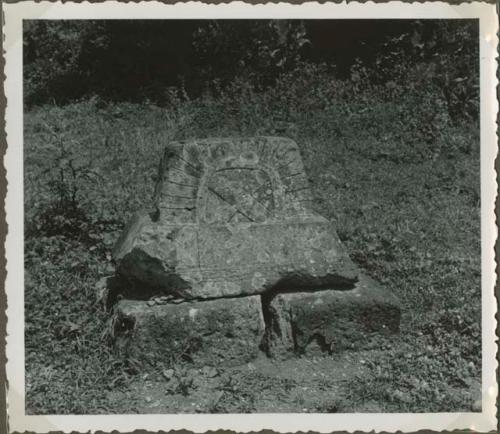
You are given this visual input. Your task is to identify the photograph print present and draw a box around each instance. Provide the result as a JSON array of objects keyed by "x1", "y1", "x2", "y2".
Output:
[{"x1": 21, "y1": 16, "x2": 488, "y2": 417}]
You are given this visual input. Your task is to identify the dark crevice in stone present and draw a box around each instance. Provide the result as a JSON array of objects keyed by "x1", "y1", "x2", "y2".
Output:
[
  {"x1": 290, "y1": 318, "x2": 300, "y2": 354},
  {"x1": 260, "y1": 293, "x2": 274, "y2": 335},
  {"x1": 150, "y1": 208, "x2": 160, "y2": 223},
  {"x1": 117, "y1": 248, "x2": 191, "y2": 297},
  {"x1": 103, "y1": 274, "x2": 130, "y2": 310},
  {"x1": 264, "y1": 276, "x2": 357, "y2": 298},
  {"x1": 104, "y1": 269, "x2": 362, "y2": 315},
  {"x1": 112, "y1": 311, "x2": 136, "y2": 337},
  {"x1": 260, "y1": 291, "x2": 295, "y2": 357},
  {"x1": 260, "y1": 292, "x2": 279, "y2": 354}
]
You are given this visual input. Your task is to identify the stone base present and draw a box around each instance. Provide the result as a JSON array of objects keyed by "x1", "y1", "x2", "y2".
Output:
[
  {"x1": 262, "y1": 275, "x2": 401, "y2": 358},
  {"x1": 108, "y1": 275, "x2": 400, "y2": 366},
  {"x1": 111, "y1": 295, "x2": 265, "y2": 368}
]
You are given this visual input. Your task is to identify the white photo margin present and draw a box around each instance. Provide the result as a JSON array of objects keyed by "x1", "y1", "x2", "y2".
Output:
[{"x1": 4, "y1": 2, "x2": 498, "y2": 432}]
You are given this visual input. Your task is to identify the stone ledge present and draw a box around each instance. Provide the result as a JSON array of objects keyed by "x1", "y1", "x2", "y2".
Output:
[{"x1": 112, "y1": 217, "x2": 360, "y2": 300}]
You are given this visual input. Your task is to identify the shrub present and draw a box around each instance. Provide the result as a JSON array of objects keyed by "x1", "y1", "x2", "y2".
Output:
[{"x1": 24, "y1": 19, "x2": 479, "y2": 123}]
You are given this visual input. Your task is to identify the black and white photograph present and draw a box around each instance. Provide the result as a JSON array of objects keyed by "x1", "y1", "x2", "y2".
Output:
[{"x1": 4, "y1": 2, "x2": 498, "y2": 432}]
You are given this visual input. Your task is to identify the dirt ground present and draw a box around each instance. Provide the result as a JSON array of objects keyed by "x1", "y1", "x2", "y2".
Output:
[
  {"x1": 105, "y1": 334, "x2": 481, "y2": 414},
  {"x1": 108, "y1": 350, "x2": 379, "y2": 414}
]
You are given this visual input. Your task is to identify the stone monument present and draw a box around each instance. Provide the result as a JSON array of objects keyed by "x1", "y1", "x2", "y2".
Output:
[{"x1": 102, "y1": 137, "x2": 400, "y2": 367}]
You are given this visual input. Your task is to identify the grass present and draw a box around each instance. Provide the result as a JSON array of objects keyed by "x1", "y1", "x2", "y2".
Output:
[{"x1": 24, "y1": 71, "x2": 481, "y2": 413}]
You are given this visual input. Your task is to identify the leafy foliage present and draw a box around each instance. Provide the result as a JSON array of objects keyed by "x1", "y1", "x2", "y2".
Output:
[
  {"x1": 192, "y1": 20, "x2": 309, "y2": 90},
  {"x1": 24, "y1": 19, "x2": 479, "y2": 122},
  {"x1": 24, "y1": 21, "x2": 109, "y2": 105},
  {"x1": 347, "y1": 20, "x2": 479, "y2": 122}
]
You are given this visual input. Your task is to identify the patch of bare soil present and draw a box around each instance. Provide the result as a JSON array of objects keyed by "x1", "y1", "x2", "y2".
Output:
[{"x1": 107, "y1": 350, "x2": 375, "y2": 413}]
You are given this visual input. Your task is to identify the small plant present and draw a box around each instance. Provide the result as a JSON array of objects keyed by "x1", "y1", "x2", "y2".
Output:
[{"x1": 28, "y1": 121, "x2": 101, "y2": 241}]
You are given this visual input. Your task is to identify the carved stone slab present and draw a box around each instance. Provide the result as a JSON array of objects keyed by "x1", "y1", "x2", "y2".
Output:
[
  {"x1": 113, "y1": 137, "x2": 360, "y2": 300},
  {"x1": 153, "y1": 137, "x2": 320, "y2": 224}
]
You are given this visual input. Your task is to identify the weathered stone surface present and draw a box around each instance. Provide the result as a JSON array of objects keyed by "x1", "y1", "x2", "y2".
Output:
[
  {"x1": 112, "y1": 137, "x2": 359, "y2": 300},
  {"x1": 113, "y1": 216, "x2": 359, "y2": 300},
  {"x1": 111, "y1": 295, "x2": 265, "y2": 367},
  {"x1": 262, "y1": 275, "x2": 401, "y2": 358},
  {"x1": 152, "y1": 137, "x2": 321, "y2": 224}
]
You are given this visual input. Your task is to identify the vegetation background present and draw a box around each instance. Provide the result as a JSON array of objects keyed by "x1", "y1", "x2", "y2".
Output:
[{"x1": 23, "y1": 19, "x2": 481, "y2": 413}]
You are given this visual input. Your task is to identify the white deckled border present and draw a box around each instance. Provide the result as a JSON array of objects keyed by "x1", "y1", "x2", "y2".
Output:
[{"x1": 3, "y1": 2, "x2": 498, "y2": 433}]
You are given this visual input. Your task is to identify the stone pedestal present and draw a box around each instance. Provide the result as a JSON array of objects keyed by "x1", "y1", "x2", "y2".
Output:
[
  {"x1": 104, "y1": 137, "x2": 401, "y2": 368},
  {"x1": 111, "y1": 296, "x2": 265, "y2": 367}
]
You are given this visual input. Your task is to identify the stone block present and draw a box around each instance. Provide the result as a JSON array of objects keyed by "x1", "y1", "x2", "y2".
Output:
[
  {"x1": 111, "y1": 137, "x2": 360, "y2": 301},
  {"x1": 111, "y1": 295, "x2": 265, "y2": 368},
  {"x1": 262, "y1": 275, "x2": 401, "y2": 357},
  {"x1": 105, "y1": 137, "x2": 402, "y2": 368},
  {"x1": 113, "y1": 216, "x2": 359, "y2": 300}
]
